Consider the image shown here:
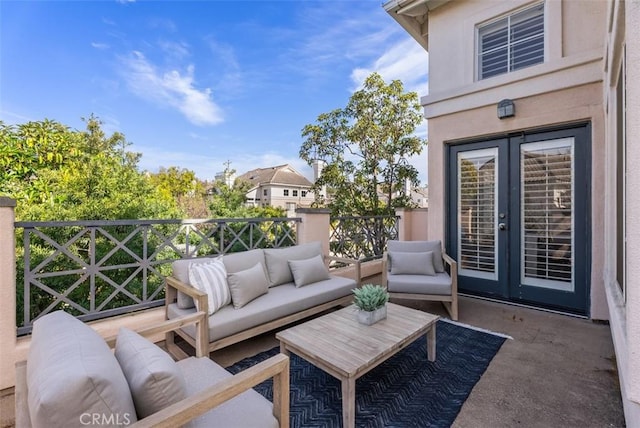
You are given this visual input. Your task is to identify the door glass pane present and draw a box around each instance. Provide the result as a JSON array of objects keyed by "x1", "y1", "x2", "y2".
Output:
[
  {"x1": 521, "y1": 138, "x2": 574, "y2": 291},
  {"x1": 458, "y1": 148, "x2": 498, "y2": 280}
]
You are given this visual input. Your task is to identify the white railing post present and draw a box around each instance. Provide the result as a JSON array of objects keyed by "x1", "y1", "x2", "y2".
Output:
[{"x1": 0, "y1": 197, "x2": 17, "y2": 390}]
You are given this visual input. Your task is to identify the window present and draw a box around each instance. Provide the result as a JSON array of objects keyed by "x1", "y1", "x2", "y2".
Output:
[
  {"x1": 263, "y1": 189, "x2": 268, "y2": 196},
  {"x1": 478, "y1": 3, "x2": 544, "y2": 80},
  {"x1": 302, "y1": 190, "x2": 307, "y2": 197},
  {"x1": 292, "y1": 190, "x2": 298, "y2": 197},
  {"x1": 283, "y1": 189, "x2": 289, "y2": 196}
]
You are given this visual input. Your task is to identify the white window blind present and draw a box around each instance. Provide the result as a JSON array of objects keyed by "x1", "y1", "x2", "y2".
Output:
[
  {"x1": 457, "y1": 149, "x2": 498, "y2": 280},
  {"x1": 520, "y1": 139, "x2": 574, "y2": 291},
  {"x1": 478, "y1": 3, "x2": 545, "y2": 80}
]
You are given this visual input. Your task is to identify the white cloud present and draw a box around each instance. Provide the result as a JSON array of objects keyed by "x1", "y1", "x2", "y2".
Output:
[
  {"x1": 91, "y1": 42, "x2": 110, "y2": 50},
  {"x1": 350, "y1": 37, "x2": 429, "y2": 97},
  {"x1": 120, "y1": 51, "x2": 223, "y2": 125},
  {"x1": 158, "y1": 40, "x2": 190, "y2": 60}
]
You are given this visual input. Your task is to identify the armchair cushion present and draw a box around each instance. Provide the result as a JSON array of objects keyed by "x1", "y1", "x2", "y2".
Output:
[
  {"x1": 188, "y1": 258, "x2": 231, "y2": 315},
  {"x1": 26, "y1": 311, "x2": 137, "y2": 428},
  {"x1": 177, "y1": 357, "x2": 279, "y2": 428},
  {"x1": 387, "y1": 272, "x2": 453, "y2": 295},
  {"x1": 264, "y1": 241, "x2": 323, "y2": 287},
  {"x1": 388, "y1": 240, "x2": 445, "y2": 273},
  {"x1": 115, "y1": 327, "x2": 187, "y2": 418},
  {"x1": 389, "y1": 251, "x2": 436, "y2": 276},
  {"x1": 227, "y1": 262, "x2": 269, "y2": 309},
  {"x1": 288, "y1": 254, "x2": 331, "y2": 287}
]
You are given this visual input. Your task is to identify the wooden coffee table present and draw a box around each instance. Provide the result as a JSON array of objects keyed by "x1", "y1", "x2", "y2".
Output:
[{"x1": 276, "y1": 302, "x2": 439, "y2": 428}]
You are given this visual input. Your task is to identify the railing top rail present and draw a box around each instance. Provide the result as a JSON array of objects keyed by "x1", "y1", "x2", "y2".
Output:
[
  {"x1": 15, "y1": 217, "x2": 302, "y2": 228},
  {"x1": 331, "y1": 215, "x2": 400, "y2": 220}
]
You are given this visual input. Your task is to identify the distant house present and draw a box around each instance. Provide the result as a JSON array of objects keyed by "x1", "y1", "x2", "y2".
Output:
[
  {"x1": 410, "y1": 186, "x2": 428, "y2": 208},
  {"x1": 238, "y1": 164, "x2": 315, "y2": 211}
]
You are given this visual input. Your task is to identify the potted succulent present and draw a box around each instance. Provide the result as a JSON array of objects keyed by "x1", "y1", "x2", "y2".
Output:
[{"x1": 352, "y1": 284, "x2": 390, "y2": 325}]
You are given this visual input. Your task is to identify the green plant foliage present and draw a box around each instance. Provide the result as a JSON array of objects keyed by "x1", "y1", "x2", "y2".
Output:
[
  {"x1": 352, "y1": 283, "x2": 389, "y2": 312},
  {"x1": 300, "y1": 72, "x2": 427, "y2": 217}
]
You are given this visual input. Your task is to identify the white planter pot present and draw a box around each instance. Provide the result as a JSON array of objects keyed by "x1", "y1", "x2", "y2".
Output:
[{"x1": 357, "y1": 305, "x2": 387, "y2": 325}]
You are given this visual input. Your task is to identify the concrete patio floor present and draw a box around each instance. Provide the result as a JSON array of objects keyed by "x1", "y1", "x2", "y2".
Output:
[
  {"x1": 210, "y1": 295, "x2": 625, "y2": 428},
  {"x1": 1, "y1": 295, "x2": 625, "y2": 427}
]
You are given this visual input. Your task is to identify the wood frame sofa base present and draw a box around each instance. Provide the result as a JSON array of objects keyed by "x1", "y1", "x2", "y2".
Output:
[{"x1": 165, "y1": 253, "x2": 361, "y2": 357}]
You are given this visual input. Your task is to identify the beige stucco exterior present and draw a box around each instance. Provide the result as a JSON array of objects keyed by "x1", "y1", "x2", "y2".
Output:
[
  {"x1": 404, "y1": 0, "x2": 607, "y2": 319},
  {"x1": 385, "y1": 0, "x2": 639, "y2": 423}
]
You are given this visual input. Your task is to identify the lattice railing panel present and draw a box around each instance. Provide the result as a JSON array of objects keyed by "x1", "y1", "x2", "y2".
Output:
[
  {"x1": 329, "y1": 215, "x2": 399, "y2": 262},
  {"x1": 16, "y1": 217, "x2": 300, "y2": 335}
]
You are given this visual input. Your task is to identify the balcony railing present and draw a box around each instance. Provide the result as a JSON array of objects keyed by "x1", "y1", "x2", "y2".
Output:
[
  {"x1": 15, "y1": 217, "x2": 300, "y2": 335},
  {"x1": 329, "y1": 215, "x2": 399, "y2": 262}
]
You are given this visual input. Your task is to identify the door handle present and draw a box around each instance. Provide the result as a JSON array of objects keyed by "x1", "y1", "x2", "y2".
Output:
[{"x1": 498, "y1": 223, "x2": 506, "y2": 230}]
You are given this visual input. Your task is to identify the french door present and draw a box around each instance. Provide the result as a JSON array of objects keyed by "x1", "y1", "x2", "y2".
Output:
[{"x1": 447, "y1": 125, "x2": 591, "y2": 314}]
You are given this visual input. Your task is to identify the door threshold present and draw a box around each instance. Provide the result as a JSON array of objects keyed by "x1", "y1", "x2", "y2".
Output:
[{"x1": 459, "y1": 293, "x2": 589, "y2": 319}]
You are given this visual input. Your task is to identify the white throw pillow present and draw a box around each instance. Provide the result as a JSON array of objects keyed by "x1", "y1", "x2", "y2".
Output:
[
  {"x1": 115, "y1": 328, "x2": 187, "y2": 418},
  {"x1": 188, "y1": 258, "x2": 231, "y2": 315},
  {"x1": 288, "y1": 254, "x2": 331, "y2": 287},
  {"x1": 227, "y1": 262, "x2": 270, "y2": 308},
  {"x1": 389, "y1": 251, "x2": 436, "y2": 276}
]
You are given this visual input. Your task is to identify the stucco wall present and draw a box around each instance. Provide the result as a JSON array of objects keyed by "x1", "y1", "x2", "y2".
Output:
[
  {"x1": 425, "y1": 0, "x2": 603, "y2": 94},
  {"x1": 603, "y1": 0, "x2": 640, "y2": 422}
]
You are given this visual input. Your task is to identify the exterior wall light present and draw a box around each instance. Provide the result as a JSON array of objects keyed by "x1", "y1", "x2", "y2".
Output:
[{"x1": 497, "y1": 99, "x2": 515, "y2": 119}]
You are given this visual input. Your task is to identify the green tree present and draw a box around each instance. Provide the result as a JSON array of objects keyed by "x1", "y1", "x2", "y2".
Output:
[
  {"x1": 0, "y1": 119, "x2": 82, "y2": 203},
  {"x1": 147, "y1": 166, "x2": 208, "y2": 218},
  {"x1": 208, "y1": 177, "x2": 252, "y2": 218},
  {"x1": 299, "y1": 72, "x2": 426, "y2": 216},
  {"x1": 2, "y1": 116, "x2": 183, "y2": 326},
  {"x1": 2, "y1": 116, "x2": 179, "y2": 221}
]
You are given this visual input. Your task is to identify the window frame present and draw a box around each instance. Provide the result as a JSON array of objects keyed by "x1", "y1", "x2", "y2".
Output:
[
  {"x1": 283, "y1": 189, "x2": 289, "y2": 197},
  {"x1": 476, "y1": 2, "x2": 545, "y2": 81}
]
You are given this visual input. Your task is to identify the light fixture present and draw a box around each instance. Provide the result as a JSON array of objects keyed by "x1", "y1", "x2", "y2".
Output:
[{"x1": 497, "y1": 99, "x2": 515, "y2": 119}]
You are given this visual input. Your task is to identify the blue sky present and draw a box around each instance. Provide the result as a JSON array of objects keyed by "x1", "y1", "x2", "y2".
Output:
[{"x1": 1, "y1": 0, "x2": 429, "y2": 183}]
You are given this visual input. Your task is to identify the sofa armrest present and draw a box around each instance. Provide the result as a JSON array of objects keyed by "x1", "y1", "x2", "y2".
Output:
[
  {"x1": 165, "y1": 276, "x2": 209, "y2": 314},
  {"x1": 325, "y1": 255, "x2": 361, "y2": 286},
  {"x1": 130, "y1": 353, "x2": 290, "y2": 428},
  {"x1": 442, "y1": 253, "x2": 458, "y2": 294},
  {"x1": 381, "y1": 252, "x2": 389, "y2": 289},
  {"x1": 104, "y1": 311, "x2": 209, "y2": 358}
]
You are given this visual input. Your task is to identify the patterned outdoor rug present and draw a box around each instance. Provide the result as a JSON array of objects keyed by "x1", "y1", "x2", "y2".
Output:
[{"x1": 227, "y1": 319, "x2": 508, "y2": 428}]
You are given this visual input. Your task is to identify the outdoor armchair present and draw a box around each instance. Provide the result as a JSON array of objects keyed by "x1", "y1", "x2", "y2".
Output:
[
  {"x1": 15, "y1": 310, "x2": 290, "y2": 428},
  {"x1": 381, "y1": 239, "x2": 458, "y2": 320}
]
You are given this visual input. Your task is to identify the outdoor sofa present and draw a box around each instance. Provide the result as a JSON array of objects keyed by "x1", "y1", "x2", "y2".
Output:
[
  {"x1": 15, "y1": 310, "x2": 290, "y2": 428},
  {"x1": 165, "y1": 241, "x2": 361, "y2": 357}
]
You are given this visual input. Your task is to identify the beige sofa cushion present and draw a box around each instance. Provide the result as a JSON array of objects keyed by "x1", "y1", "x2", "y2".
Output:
[
  {"x1": 389, "y1": 251, "x2": 436, "y2": 276},
  {"x1": 388, "y1": 240, "x2": 445, "y2": 273},
  {"x1": 115, "y1": 328, "x2": 187, "y2": 418},
  {"x1": 27, "y1": 311, "x2": 137, "y2": 428},
  {"x1": 168, "y1": 275, "x2": 356, "y2": 342},
  {"x1": 264, "y1": 241, "x2": 323, "y2": 286},
  {"x1": 222, "y1": 248, "x2": 267, "y2": 274},
  {"x1": 289, "y1": 254, "x2": 330, "y2": 287},
  {"x1": 227, "y1": 262, "x2": 270, "y2": 309}
]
